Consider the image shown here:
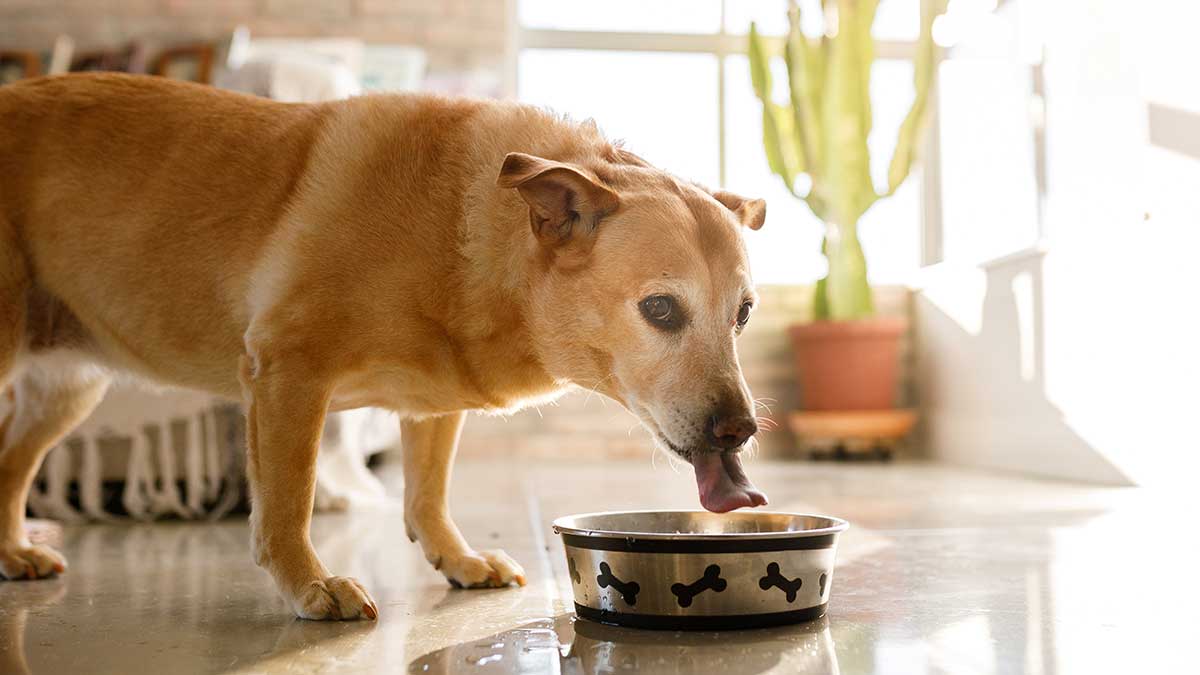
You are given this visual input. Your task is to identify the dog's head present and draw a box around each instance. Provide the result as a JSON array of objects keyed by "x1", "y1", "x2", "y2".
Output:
[{"x1": 498, "y1": 150, "x2": 768, "y2": 513}]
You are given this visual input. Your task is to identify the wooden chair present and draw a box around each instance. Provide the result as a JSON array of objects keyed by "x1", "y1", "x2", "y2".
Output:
[
  {"x1": 151, "y1": 44, "x2": 215, "y2": 84},
  {"x1": 0, "y1": 49, "x2": 42, "y2": 82}
]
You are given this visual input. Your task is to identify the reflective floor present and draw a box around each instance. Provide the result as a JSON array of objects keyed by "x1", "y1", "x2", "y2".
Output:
[{"x1": 1, "y1": 460, "x2": 1194, "y2": 674}]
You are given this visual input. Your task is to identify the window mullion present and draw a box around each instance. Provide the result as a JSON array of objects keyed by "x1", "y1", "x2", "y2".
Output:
[{"x1": 717, "y1": 0, "x2": 728, "y2": 188}]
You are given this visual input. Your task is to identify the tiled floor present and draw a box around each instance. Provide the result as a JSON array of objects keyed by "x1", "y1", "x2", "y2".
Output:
[{"x1": 1, "y1": 459, "x2": 1194, "y2": 674}]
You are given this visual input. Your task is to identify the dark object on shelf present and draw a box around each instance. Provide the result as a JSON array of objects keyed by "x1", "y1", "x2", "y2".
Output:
[{"x1": 808, "y1": 444, "x2": 894, "y2": 462}]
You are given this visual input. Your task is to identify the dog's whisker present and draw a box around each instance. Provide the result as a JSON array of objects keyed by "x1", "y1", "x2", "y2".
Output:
[
  {"x1": 753, "y1": 398, "x2": 776, "y2": 414},
  {"x1": 743, "y1": 436, "x2": 761, "y2": 459},
  {"x1": 581, "y1": 373, "x2": 616, "y2": 407},
  {"x1": 652, "y1": 442, "x2": 677, "y2": 473},
  {"x1": 754, "y1": 415, "x2": 778, "y2": 431},
  {"x1": 665, "y1": 450, "x2": 685, "y2": 474}
]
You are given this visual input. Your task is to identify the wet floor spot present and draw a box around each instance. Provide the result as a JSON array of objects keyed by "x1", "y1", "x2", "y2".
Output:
[{"x1": 407, "y1": 613, "x2": 836, "y2": 674}]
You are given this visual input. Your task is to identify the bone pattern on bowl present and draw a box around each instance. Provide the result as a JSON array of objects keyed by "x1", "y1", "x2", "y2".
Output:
[
  {"x1": 568, "y1": 556, "x2": 582, "y2": 584},
  {"x1": 587, "y1": 556, "x2": 831, "y2": 612},
  {"x1": 758, "y1": 562, "x2": 804, "y2": 603},
  {"x1": 596, "y1": 561, "x2": 640, "y2": 606},
  {"x1": 568, "y1": 548, "x2": 838, "y2": 615},
  {"x1": 671, "y1": 564, "x2": 728, "y2": 607}
]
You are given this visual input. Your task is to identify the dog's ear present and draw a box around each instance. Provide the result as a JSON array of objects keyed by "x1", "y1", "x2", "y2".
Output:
[
  {"x1": 711, "y1": 190, "x2": 766, "y2": 231},
  {"x1": 497, "y1": 152, "x2": 620, "y2": 252}
]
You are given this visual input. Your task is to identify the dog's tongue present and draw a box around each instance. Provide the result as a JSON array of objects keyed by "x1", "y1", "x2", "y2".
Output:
[{"x1": 692, "y1": 452, "x2": 768, "y2": 513}]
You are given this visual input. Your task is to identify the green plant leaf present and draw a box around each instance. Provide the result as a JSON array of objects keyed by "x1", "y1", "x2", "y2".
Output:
[
  {"x1": 854, "y1": 0, "x2": 881, "y2": 143},
  {"x1": 763, "y1": 102, "x2": 802, "y2": 191},
  {"x1": 748, "y1": 23, "x2": 772, "y2": 100},
  {"x1": 884, "y1": 0, "x2": 945, "y2": 197},
  {"x1": 804, "y1": 192, "x2": 830, "y2": 222},
  {"x1": 783, "y1": 2, "x2": 821, "y2": 178},
  {"x1": 750, "y1": 23, "x2": 802, "y2": 192},
  {"x1": 821, "y1": 1, "x2": 876, "y2": 226},
  {"x1": 823, "y1": 221, "x2": 874, "y2": 320},
  {"x1": 813, "y1": 275, "x2": 831, "y2": 321}
]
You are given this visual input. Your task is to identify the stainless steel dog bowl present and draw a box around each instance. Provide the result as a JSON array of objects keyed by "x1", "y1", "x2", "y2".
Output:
[{"x1": 553, "y1": 510, "x2": 848, "y2": 630}]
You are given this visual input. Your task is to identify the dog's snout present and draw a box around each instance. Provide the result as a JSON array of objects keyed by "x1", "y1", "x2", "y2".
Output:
[{"x1": 706, "y1": 411, "x2": 758, "y2": 450}]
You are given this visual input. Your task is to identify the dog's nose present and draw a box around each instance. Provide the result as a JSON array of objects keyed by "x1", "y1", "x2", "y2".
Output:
[{"x1": 707, "y1": 413, "x2": 758, "y2": 450}]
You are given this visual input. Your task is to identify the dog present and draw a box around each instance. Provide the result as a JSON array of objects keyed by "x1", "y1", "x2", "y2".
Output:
[{"x1": 0, "y1": 73, "x2": 768, "y2": 620}]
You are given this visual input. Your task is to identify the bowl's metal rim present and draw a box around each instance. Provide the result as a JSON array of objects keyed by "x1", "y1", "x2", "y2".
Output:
[{"x1": 552, "y1": 509, "x2": 849, "y2": 541}]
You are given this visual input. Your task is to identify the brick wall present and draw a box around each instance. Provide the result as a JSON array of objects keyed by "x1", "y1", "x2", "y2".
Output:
[
  {"x1": 457, "y1": 285, "x2": 915, "y2": 461},
  {"x1": 0, "y1": 0, "x2": 511, "y2": 80}
]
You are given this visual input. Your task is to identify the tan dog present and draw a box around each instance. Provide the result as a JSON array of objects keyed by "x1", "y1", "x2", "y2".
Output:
[{"x1": 0, "y1": 73, "x2": 767, "y2": 620}]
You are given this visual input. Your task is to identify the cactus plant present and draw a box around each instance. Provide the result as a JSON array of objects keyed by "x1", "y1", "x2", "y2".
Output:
[{"x1": 748, "y1": 0, "x2": 944, "y2": 320}]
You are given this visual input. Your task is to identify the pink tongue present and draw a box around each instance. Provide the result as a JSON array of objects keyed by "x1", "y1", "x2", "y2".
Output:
[{"x1": 692, "y1": 452, "x2": 769, "y2": 513}]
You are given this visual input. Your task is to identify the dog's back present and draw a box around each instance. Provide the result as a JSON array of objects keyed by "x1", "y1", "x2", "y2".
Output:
[{"x1": 0, "y1": 74, "x2": 333, "y2": 391}]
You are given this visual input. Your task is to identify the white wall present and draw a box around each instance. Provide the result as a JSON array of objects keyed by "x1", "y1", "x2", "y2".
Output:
[{"x1": 917, "y1": 0, "x2": 1200, "y2": 487}]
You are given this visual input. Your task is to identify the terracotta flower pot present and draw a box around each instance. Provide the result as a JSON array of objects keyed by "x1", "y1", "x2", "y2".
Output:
[{"x1": 788, "y1": 317, "x2": 906, "y2": 411}]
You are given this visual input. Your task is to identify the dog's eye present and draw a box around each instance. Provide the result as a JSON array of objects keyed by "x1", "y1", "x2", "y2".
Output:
[
  {"x1": 639, "y1": 295, "x2": 681, "y2": 330},
  {"x1": 736, "y1": 301, "x2": 752, "y2": 329}
]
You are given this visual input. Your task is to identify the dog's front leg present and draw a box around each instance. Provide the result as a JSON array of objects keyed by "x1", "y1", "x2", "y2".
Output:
[
  {"x1": 402, "y1": 412, "x2": 526, "y2": 588},
  {"x1": 239, "y1": 355, "x2": 377, "y2": 620}
]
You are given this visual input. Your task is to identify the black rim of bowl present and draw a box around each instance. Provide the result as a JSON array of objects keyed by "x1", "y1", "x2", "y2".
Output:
[{"x1": 574, "y1": 602, "x2": 830, "y2": 631}]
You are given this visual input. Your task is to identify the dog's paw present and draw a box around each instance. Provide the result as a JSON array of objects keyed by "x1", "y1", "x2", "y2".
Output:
[
  {"x1": 291, "y1": 576, "x2": 378, "y2": 621},
  {"x1": 0, "y1": 543, "x2": 67, "y2": 580},
  {"x1": 441, "y1": 549, "x2": 527, "y2": 589}
]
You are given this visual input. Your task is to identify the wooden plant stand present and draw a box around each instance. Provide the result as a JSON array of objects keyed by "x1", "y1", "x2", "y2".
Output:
[{"x1": 788, "y1": 409, "x2": 917, "y2": 461}]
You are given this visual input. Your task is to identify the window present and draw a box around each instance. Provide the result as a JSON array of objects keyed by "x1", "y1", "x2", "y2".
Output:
[
  {"x1": 933, "y1": 0, "x2": 1043, "y2": 264},
  {"x1": 518, "y1": 49, "x2": 721, "y2": 187},
  {"x1": 515, "y1": 1, "x2": 1045, "y2": 281},
  {"x1": 519, "y1": 0, "x2": 722, "y2": 34},
  {"x1": 515, "y1": 0, "x2": 933, "y2": 284}
]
